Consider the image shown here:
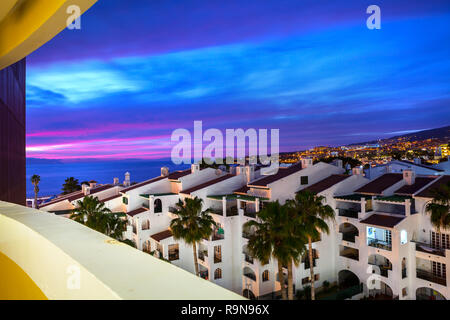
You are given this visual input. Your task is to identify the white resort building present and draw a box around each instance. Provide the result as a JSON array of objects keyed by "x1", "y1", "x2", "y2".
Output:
[{"x1": 40, "y1": 159, "x2": 450, "y2": 300}]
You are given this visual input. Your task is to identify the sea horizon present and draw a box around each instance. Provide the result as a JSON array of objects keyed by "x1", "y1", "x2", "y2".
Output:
[{"x1": 26, "y1": 157, "x2": 189, "y2": 198}]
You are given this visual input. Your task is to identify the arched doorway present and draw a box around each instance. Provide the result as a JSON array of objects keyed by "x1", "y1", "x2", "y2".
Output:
[
  {"x1": 368, "y1": 253, "x2": 392, "y2": 277},
  {"x1": 368, "y1": 281, "x2": 393, "y2": 299},
  {"x1": 154, "y1": 199, "x2": 162, "y2": 213},
  {"x1": 243, "y1": 289, "x2": 256, "y2": 299},
  {"x1": 339, "y1": 223, "x2": 359, "y2": 242},
  {"x1": 416, "y1": 287, "x2": 446, "y2": 300},
  {"x1": 338, "y1": 270, "x2": 359, "y2": 289}
]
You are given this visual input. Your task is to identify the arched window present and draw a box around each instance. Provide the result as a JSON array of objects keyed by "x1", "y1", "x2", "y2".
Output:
[
  {"x1": 262, "y1": 270, "x2": 269, "y2": 282},
  {"x1": 214, "y1": 268, "x2": 222, "y2": 279},
  {"x1": 154, "y1": 198, "x2": 162, "y2": 213}
]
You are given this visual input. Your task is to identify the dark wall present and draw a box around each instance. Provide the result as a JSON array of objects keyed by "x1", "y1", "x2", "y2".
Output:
[{"x1": 0, "y1": 58, "x2": 26, "y2": 205}]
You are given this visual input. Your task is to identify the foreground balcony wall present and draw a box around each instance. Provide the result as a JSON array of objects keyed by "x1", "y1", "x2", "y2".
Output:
[{"x1": 0, "y1": 201, "x2": 245, "y2": 300}]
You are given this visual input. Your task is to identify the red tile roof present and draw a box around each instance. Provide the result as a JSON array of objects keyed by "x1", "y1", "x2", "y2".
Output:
[
  {"x1": 248, "y1": 163, "x2": 303, "y2": 187},
  {"x1": 121, "y1": 176, "x2": 167, "y2": 193},
  {"x1": 305, "y1": 174, "x2": 350, "y2": 194},
  {"x1": 168, "y1": 169, "x2": 191, "y2": 180},
  {"x1": 126, "y1": 207, "x2": 148, "y2": 217},
  {"x1": 151, "y1": 229, "x2": 173, "y2": 242},
  {"x1": 40, "y1": 184, "x2": 114, "y2": 208},
  {"x1": 180, "y1": 174, "x2": 235, "y2": 195},
  {"x1": 394, "y1": 176, "x2": 438, "y2": 196},
  {"x1": 415, "y1": 175, "x2": 450, "y2": 198},
  {"x1": 355, "y1": 174, "x2": 403, "y2": 195},
  {"x1": 360, "y1": 214, "x2": 404, "y2": 228},
  {"x1": 234, "y1": 185, "x2": 250, "y2": 195}
]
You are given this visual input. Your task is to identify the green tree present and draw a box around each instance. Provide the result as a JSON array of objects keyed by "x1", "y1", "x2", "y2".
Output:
[
  {"x1": 244, "y1": 201, "x2": 306, "y2": 300},
  {"x1": 70, "y1": 196, "x2": 126, "y2": 240},
  {"x1": 289, "y1": 190, "x2": 335, "y2": 300},
  {"x1": 170, "y1": 196, "x2": 217, "y2": 277},
  {"x1": 31, "y1": 174, "x2": 40, "y2": 209},
  {"x1": 425, "y1": 181, "x2": 450, "y2": 231},
  {"x1": 62, "y1": 177, "x2": 81, "y2": 195}
]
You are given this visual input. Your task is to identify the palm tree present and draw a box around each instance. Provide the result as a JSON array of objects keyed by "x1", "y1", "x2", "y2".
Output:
[
  {"x1": 70, "y1": 196, "x2": 126, "y2": 240},
  {"x1": 31, "y1": 174, "x2": 40, "y2": 209},
  {"x1": 244, "y1": 201, "x2": 306, "y2": 300},
  {"x1": 425, "y1": 181, "x2": 450, "y2": 231},
  {"x1": 62, "y1": 177, "x2": 81, "y2": 195},
  {"x1": 288, "y1": 190, "x2": 335, "y2": 300},
  {"x1": 170, "y1": 196, "x2": 217, "y2": 277}
]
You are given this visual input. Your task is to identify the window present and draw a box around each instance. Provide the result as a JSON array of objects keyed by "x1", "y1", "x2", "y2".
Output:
[
  {"x1": 400, "y1": 230, "x2": 408, "y2": 245},
  {"x1": 214, "y1": 268, "x2": 222, "y2": 279},
  {"x1": 262, "y1": 270, "x2": 269, "y2": 282},
  {"x1": 168, "y1": 244, "x2": 179, "y2": 261},
  {"x1": 402, "y1": 287, "x2": 408, "y2": 297},
  {"x1": 154, "y1": 198, "x2": 162, "y2": 213},
  {"x1": 122, "y1": 197, "x2": 128, "y2": 205},
  {"x1": 142, "y1": 219, "x2": 150, "y2": 230},
  {"x1": 300, "y1": 176, "x2": 309, "y2": 185},
  {"x1": 214, "y1": 245, "x2": 222, "y2": 263}
]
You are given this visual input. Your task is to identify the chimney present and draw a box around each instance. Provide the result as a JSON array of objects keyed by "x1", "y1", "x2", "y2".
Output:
[
  {"x1": 332, "y1": 159, "x2": 343, "y2": 168},
  {"x1": 414, "y1": 157, "x2": 421, "y2": 165},
  {"x1": 191, "y1": 163, "x2": 200, "y2": 174},
  {"x1": 386, "y1": 165, "x2": 391, "y2": 173},
  {"x1": 89, "y1": 180, "x2": 97, "y2": 189},
  {"x1": 113, "y1": 177, "x2": 119, "y2": 185},
  {"x1": 124, "y1": 172, "x2": 131, "y2": 187},
  {"x1": 301, "y1": 157, "x2": 313, "y2": 168},
  {"x1": 82, "y1": 184, "x2": 90, "y2": 195},
  {"x1": 403, "y1": 169, "x2": 416, "y2": 185},
  {"x1": 161, "y1": 167, "x2": 169, "y2": 177}
]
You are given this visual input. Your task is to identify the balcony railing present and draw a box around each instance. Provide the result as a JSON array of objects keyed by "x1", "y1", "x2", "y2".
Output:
[
  {"x1": 168, "y1": 252, "x2": 179, "y2": 261},
  {"x1": 415, "y1": 242, "x2": 446, "y2": 257},
  {"x1": 0, "y1": 201, "x2": 245, "y2": 299},
  {"x1": 338, "y1": 209, "x2": 359, "y2": 219},
  {"x1": 367, "y1": 239, "x2": 392, "y2": 251},
  {"x1": 416, "y1": 269, "x2": 446, "y2": 286}
]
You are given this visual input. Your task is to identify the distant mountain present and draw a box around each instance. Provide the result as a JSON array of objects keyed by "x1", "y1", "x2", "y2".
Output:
[{"x1": 349, "y1": 125, "x2": 450, "y2": 146}]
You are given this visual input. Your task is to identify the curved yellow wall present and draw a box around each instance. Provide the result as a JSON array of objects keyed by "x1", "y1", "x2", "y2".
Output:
[
  {"x1": 0, "y1": 0, "x2": 98, "y2": 70},
  {"x1": 0, "y1": 251, "x2": 47, "y2": 300}
]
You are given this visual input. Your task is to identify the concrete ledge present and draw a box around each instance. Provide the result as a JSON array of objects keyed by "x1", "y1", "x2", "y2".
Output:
[{"x1": 0, "y1": 201, "x2": 245, "y2": 300}]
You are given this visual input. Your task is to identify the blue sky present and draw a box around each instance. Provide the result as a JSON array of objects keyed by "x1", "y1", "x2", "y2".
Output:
[{"x1": 26, "y1": 0, "x2": 450, "y2": 159}]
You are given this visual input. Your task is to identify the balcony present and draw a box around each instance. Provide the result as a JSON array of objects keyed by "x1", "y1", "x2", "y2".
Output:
[
  {"x1": 338, "y1": 209, "x2": 359, "y2": 219},
  {"x1": 243, "y1": 209, "x2": 256, "y2": 219},
  {"x1": 245, "y1": 254, "x2": 254, "y2": 264},
  {"x1": 368, "y1": 238, "x2": 392, "y2": 251},
  {"x1": 415, "y1": 242, "x2": 446, "y2": 257},
  {"x1": 340, "y1": 246, "x2": 359, "y2": 261},
  {"x1": 416, "y1": 269, "x2": 447, "y2": 286},
  {"x1": 198, "y1": 250, "x2": 208, "y2": 262},
  {"x1": 0, "y1": 201, "x2": 244, "y2": 299}
]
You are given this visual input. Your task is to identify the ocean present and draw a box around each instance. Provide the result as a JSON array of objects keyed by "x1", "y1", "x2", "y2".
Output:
[{"x1": 26, "y1": 158, "x2": 189, "y2": 198}]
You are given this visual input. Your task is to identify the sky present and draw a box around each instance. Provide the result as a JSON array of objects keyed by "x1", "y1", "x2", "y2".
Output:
[{"x1": 26, "y1": 0, "x2": 450, "y2": 160}]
